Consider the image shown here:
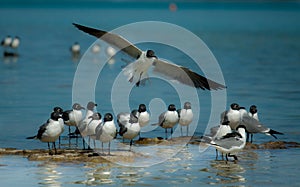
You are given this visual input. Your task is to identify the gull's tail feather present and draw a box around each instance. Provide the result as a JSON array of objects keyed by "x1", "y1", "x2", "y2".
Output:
[
  {"x1": 268, "y1": 129, "x2": 284, "y2": 139},
  {"x1": 26, "y1": 136, "x2": 37, "y2": 139}
]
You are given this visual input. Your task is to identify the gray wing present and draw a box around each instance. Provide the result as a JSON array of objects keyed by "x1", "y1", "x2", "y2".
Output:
[
  {"x1": 153, "y1": 59, "x2": 226, "y2": 90},
  {"x1": 241, "y1": 115, "x2": 268, "y2": 133},
  {"x1": 213, "y1": 136, "x2": 244, "y2": 149},
  {"x1": 73, "y1": 23, "x2": 142, "y2": 59},
  {"x1": 220, "y1": 110, "x2": 227, "y2": 124},
  {"x1": 95, "y1": 122, "x2": 103, "y2": 139},
  {"x1": 209, "y1": 125, "x2": 220, "y2": 137},
  {"x1": 158, "y1": 112, "x2": 166, "y2": 126}
]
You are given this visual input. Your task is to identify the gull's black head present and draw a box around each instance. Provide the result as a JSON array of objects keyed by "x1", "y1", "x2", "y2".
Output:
[
  {"x1": 146, "y1": 50, "x2": 157, "y2": 59},
  {"x1": 88, "y1": 112, "x2": 101, "y2": 120},
  {"x1": 183, "y1": 102, "x2": 192, "y2": 109},
  {"x1": 138, "y1": 104, "x2": 147, "y2": 113},
  {"x1": 50, "y1": 111, "x2": 61, "y2": 121},
  {"x1": 249, "y1": 105, "x2": 257, "y2": 115},
  {"x1": 230, "y1": 103, "x2": 240, "y2": 110},
  {"x1": 168, "y1": 104, "x2": 176, "y2": 111},
  {"x1": 72, "y1": 103, "x2": 85, "y2": 110},
  {"x1": 104, "y1": 113, "x2": 113, "y2": 122},
  {"x1": 87, "y1": 101, "x2": 97, "y2": 110},
  {"x1": 53, "y1": 107, "x2": 63, "y2": 114}
]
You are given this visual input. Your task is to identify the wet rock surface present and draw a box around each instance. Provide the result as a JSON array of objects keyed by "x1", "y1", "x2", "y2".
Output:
[{"x1": 1, "y1": 137, "x2": 299, "y2": 163}]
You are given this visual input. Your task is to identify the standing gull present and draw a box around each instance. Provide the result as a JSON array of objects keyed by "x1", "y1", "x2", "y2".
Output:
[
  {"x1": 73, "y1": 23, "x2": 226, "y2": 90},
  {"x1": 154, "y1": 104, "x2": 179, "y2": 139},
  {"x1": 27, "y1": 111, "x2": 64, "y2": 155},
  {"x1": 136, "y1": 104, "x2": 150, "y2": 138},
  {"x1": 239, "y1": 107, "x2": 283, "y2": 143},
  {"x1": 221, "y1": 103, "x2": 241, "y2": 131},
  {"x1": 95, "y1": 113, "x2": 117, "y2": 155},
  {"x1": 62, "y1": 103, "x2": 85, "y2": 134},
  {"x1": 117, "y1": 110, "x2": 141, "y2": 150},
  {"x1": 177, "y1": 102, "x2": 193, "y2": 136},
  {"x1": 210, "y1": 125, "x2": 247, "y2": 161}
]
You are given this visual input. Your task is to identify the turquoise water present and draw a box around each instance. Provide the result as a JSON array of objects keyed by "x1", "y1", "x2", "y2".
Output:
[{"x1": 0, "y1": 1, "x2": 300, "y2": 186}]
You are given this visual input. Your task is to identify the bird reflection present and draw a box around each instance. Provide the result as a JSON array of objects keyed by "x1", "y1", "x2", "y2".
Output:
[
  {"x1": 36, "y1": 162, "x2": 62, "y2": 187},
  {"x1": 207, "y1": 160, "x2": 246, "y2": 185}
]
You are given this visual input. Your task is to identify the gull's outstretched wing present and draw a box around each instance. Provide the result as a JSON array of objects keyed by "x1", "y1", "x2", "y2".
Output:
[
  {"x1": 153, "y1": 59, "x2": 226, "y2": 90},
  {"x1": 73, "y1": 23, "x2": 142, "y2": 59}
]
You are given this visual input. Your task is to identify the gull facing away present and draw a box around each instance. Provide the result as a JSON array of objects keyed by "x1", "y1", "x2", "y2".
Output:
[
  {"x1": 220, "y1": 103, "x2": 241, "y2": 131},
  {"x1": 73, "y1": 23, "x2": 226, "y2": 90}
]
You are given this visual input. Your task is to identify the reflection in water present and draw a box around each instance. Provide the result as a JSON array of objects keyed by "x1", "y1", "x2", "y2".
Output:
[
  {"x1": 207, "y1": 160, "x2": 246, "y2": 185},
  {"x1": 36, "y1": 162, "x2": 62, "y2": 187}
]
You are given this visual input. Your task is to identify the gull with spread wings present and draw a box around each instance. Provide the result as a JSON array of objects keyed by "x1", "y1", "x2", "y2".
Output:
[{"x1": 73, "y1": 23, "x2": 226, "y2": 90}]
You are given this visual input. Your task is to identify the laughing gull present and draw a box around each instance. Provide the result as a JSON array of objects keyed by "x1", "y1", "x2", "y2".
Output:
[
  {"x1": 75, "y1": 101, "x2": 98, "y2": 149},
  {"x1": 136, "y1": 104, "x2": 150, "y2": 138},
  {"x1": 248, "y1": 105, "x2": 259, "y2": 121},
  {"x1": 73, "y1": 23, "x2": 226, "y2": 90},
  {"x1": 153, "y1": 104, "x2": 179, "y2": 139},
  {"x1": 70, "y1": 42, "x2": 80, "y2": 55},
  {"x1": 221, "y1": 103, "x2": 241, "y2": 131},
  {"x1": 1, "y1": 35, "x2": 12, "y2": 48},
  {"x1": 95, "y1": 113, "x2": 117, "y2": 155},
  {"x1": 10, "y1": 36, "x2": 20, "y2": 50},
  {"x1": 210, "y1": 125, "x2": 247, "y2": 161},
  {"x1": 62, "y1": 103, "x2": 85, "y2": 134},
  {"x1": 27, "y1": 111, "x2": 64, "y2": 155},
  {"x1": 239, "y1": 107, "x2": 283, "y2": 143},
  {"x1": 117, "y1": 110, "x2": 141, "y2": 150},
  {"x1": 177, "y1": 102, "x2": 193, "y2": 136},
  {"x1": 86, "y1": 112, "x2": 102, "y2": 148}
]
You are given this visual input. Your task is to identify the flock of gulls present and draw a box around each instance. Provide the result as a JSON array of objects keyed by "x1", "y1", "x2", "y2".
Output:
[{"x1": 18, "y1": 22, "x2": 283, "y2": 161}]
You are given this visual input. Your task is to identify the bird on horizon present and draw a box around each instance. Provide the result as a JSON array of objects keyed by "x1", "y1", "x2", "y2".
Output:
[{"x1": 73, "y1": 23, "x2": 226, "y2": 90}]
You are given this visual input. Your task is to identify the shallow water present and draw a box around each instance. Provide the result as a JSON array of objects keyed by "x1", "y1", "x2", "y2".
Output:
[{"x1": 0, "y1": 1, "x2": 300, "y2": 186}]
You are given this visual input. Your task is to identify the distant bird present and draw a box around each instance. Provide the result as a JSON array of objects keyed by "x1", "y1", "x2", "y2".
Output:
[
  {"x1": 91, "y1": 43, "x2": 101, "y2": 54},
  {"x1": 239, "y1": 107, "x2": 283, "y2": 143},
  {"x1": 136, "y1": 104, "x2": 150, "y2": 138},
  {"x1": 177, "y1": 102, "x2": 193, "y2": 136},
  {"x1": 106, "y1": 46, "x2": 116, "y2": 57},
  {"x1": 221, "y1": 103, "x2": 241, "y2": 131},
  {"x1": 117, "y1": 110, "x2": 141, "y2": 150},
  {"x1": 1, "y1": 35, "x2": 12, "y2": 48},
  {"x1": 248, "y1": 105, "x2": 258, "y2": 121},
  {"x1": 153, "y1": 104, "x2": 179, "y2": 139},
  {"x1": 86, "y1": 112, "x2": 102, "y2": 148},
  {"x1": 10, "y1": 36, "x2": 20, "y2": 50},
  {"x1": 210, "y1": 125, "x2": 247, "y2": 161},
  {"x1": 70, "y1": 42, "x2": 80, "y2": 59},
  {"x1": 76, "y1": 101, "x2": 97, "y2": 149},
  {"x1": 95, "y1": 113, "x2": 117, "y2": 155},
  {"x1": 26, "y1": 111, "x2": 64, "y2": 155},
  {"x1": 73, "y1": 23, "x2": 226, "y2": 90},
  {"x1": 62, "y1": 103, "x2": 85, "y2": 134}
]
